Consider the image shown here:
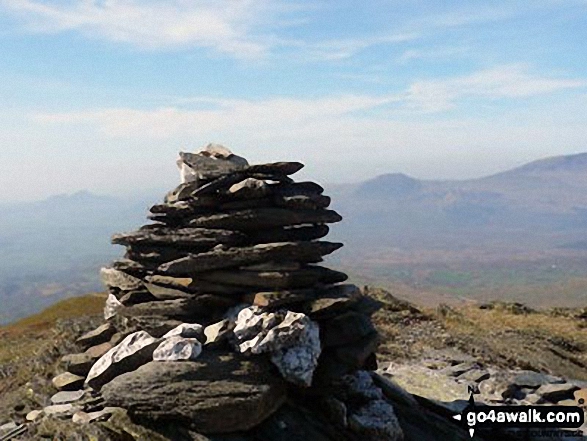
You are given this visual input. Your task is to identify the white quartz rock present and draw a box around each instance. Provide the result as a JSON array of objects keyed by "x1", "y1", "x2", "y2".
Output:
[
  {"x1": 270, "y1": 319, "x2": 321, "y2": 387},
  {"x1": 163, "y1": 323, "x2": 204, "y2": 342},
  {"x1": 85, "y1": 331, "x2": 160, "y2": 390},
  {"x1": 233, "y1": 306, "x2": 322, "y2": 387},
  {"x1": 153, "y1": 336, "x2": 202, "y2": 361},
  {"x1": 104, "y1": 294, "x2": 123, "y2": 320},
  {"x1": 348, "y1": 399, "x2": 403, "y2": 441}
]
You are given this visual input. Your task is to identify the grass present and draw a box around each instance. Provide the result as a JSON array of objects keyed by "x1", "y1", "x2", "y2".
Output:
[{"x1": 1, "y1": 293, "x2": 106, "y2": 337}]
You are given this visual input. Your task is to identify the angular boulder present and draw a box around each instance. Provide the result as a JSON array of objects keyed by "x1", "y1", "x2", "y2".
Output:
[
  {"x1": 85, "y1": 331, "x2": 161, "y2": 390},
  {"x1": 101, "y1": 353, "x2": 287, "y2": 434},
  {"x1": 153, "y1": 336, "x2": 202, "y2": 361}
]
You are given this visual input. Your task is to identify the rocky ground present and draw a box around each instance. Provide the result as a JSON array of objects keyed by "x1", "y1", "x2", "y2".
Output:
[{"x1": 1, "y1": 289, "x2": 587, "y2": 440}]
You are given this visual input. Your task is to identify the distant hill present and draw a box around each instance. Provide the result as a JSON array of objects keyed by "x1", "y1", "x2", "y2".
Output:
[
  {"x1": 0, "y1": 191, "x2": 154, "y2": 324},
  {"x1": 3, "y1": 152, "x2": 587, "y2": 324},
  {"x1": 327, "y1": 152, "x2": 587, "y2": 307}
]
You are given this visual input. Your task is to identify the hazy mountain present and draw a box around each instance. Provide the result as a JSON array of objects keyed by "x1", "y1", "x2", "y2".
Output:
[
  {"x1": 0, "y1": 191, "x2": 155, "y2": 323},
  {"x1": 326, "y1": 152, "x2": 587, "y2": 307},
  {"x1": 3, "y1": 152, "x2": 587, "y2": 324}
]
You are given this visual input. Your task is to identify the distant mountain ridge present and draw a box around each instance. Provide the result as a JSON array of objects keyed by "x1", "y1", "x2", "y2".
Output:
[{"x1": 3, "y1": 152, "x2": 587, "y2": 324}]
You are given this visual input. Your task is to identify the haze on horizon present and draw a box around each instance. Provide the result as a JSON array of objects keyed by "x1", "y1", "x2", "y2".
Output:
[{"x1": 1, "y1": 0, "x2": 587, "y2": 202}]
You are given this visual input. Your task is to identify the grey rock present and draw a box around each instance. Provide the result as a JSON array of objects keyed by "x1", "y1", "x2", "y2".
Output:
[
  {"x1": 101, "y1": 354, "x2": 287, "y2": 434},
  {"x1": 100, "y1": 267, "x2": 142, "y2": 291},
  {"x1": 348, "y1": 399, "x2": 403, "y2": 441},
  {"x1": 118, "y1": 289, "x2": 157, "y2": 305},
  {"x1": 536, "y1": 383, "x2": 579, "y2": 402},
  {"x1": 228, "y1": 178, "x2": 270, "y2": 199},
  {"x1": 144, "y1": 282, "x2": 193, "y2": 300},
  {"x1": 146, "y1": 274, "x2": 246, "y2": 296},
  {"x1": 274, "y1": 194, "x2": 331, "y2": 210},
  {"x1": 321, "y1": 396, "x2": 348, "y2": 428},
  {"x1": 478, "y1": 374, "x2": 516, "y2": 402},
  {"x1": 0, "y1": 422, "x2": 18, "y2": 433},
  {"x1": 159, "y1": 241, "x2": 343, "y2": 274},
  {"x1": 248, "y1": 224, "x2": 330, "y2": 244},
  {"x1": 512, "y1": 370, "x2": 562, "y2": 388},
  {"x1": 441, "y1": 362, "x2": 479, "y2": 377},
  {"x1": 200, "y1": 266, "x2": 347, "y2": 289},
  {"x1": 246, "y1": 289, "x2": 315, "y2": 309},
  {"x1": 85, "y1": 331, "x2": 162, "y2": 390},
  {"x1": 114, "y1": 315, "x2": 184, "y2": 338},
  {"x1": 247, "y1": 162, "x2": 304, "y2": 176},
  {"x1": 163, "y1": 323, "x2": 205, "y2": 341},
  {"x1": 117, "y1": 297, "x2": 235, "y2": 321},
  {"x1": 188, "y1": 208, "x2": 341, "y2": 231},
  {"x1": 76, "y1": 323, "x2": 116, "y2": 349},
  {"x1": 85, "y1": 342, "x2": 114, "y2": 359},
  {"x1": 72, "y1": 407, "x2": 118, "y2": 424},
  {"x1": 270, "y1": 181, "x2": 324, "y2": 197},
  {"x1": 52, "y1": 372, "x2": 85, "y2": 391},
  {"x1": 51, "y1": 390, "x2": 85, "y2": 405},
  {"x1": 321, "y1": 311, "x2": 376, "y2": 347},
  {"x1": 204, "y1": 319, "x2": 234, "y2": 347},
  {"x1": 112, "y1": 227, "x2": 246, "y2": 248},
  {"x1": 25, "y1": 410, "x2": 43, "y2": 422},
  {"x1": 457, "y1": 369, "x2": 490, "y2": 383},
  {"x1": 153, "y1": 336, "x2": 203, "y2": 361},
  {"x1": 307, "y1": 284, "x2": 364, "y2": 318},
  {"x1": 178, "y1": 148, "x2": 248, "y2": 183},
  {"x1": 124, "y1": 246, "x2": 187, "y2": 265},
  {"x1": 335, "y1": 370, "x2": 384, "y2": 402},
  {"x1": 61, "y1": 353, "x2": 95, "y2": 377},
  {"x1": 43, "y1": 403, "x2": 80, "y2": 419}
]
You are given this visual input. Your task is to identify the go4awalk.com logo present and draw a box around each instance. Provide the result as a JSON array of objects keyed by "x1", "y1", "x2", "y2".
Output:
[{"x1": 452, "y1": 389, "x2": 584, "y2": 438}]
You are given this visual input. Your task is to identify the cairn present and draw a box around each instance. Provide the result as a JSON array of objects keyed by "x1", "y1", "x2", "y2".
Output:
[{"x1": 43, "y1": 145, "x2": 401, "y2": 440}]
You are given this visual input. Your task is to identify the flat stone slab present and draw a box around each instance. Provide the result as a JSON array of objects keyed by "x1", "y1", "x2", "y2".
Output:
[
  {"x1": 76, "y1": 323, "x2": 116, "y2": 349},
  {"x1": 44, "y1": 403, "x2": 81, "y2": 419},
  {"x1": 101, "y1": 354, "x2": 287, "y2": 434},
  {"x1": 61, "y1": 353, "x2": 95, "y2": 377},
  {"x1": 117, "y1": 297, "x2": 237, "y2": 320},
  {"x1": 52, "y1": 372, "x2": 85, "y2": 391},
  {"x1": 270, "y1": 181, "x2": 324, "y2": 197},
  {"x1": 100, "y1": 267, "x2": 142, "y2": 291},
  {"x1": 51, "y1": 390, "x2": 86, "y2": 405},
  {"x1": 536, "y1": 383, "x2": 579, "y2": 403},
  {"x1": 145, "y1": 275, "x2": 246, "y2": 296},
  {"x1": 274, "y1": 194, "x2": 331, "y2": 210},
  {"x1": 178, "y1": 151, "x2": 248, "y2": 181},
  {"x1": 112, "y1": 227, "x2": 246, "y2": 248},
  {"x1": 248, "y1": 225, "x2": 330, "y2": 244},
  {"x1": 159, "y1": 241, "x2": 343, "y2": 275},
  {"x1": 188, "y1": 208, "x2": 341, "y2": 231},
  {"x1": 199, "y1": 266, "x2": 347, "y2": 289},
  {"x1": 245, "y1": 289, "x2": 316, "y2": 309}
]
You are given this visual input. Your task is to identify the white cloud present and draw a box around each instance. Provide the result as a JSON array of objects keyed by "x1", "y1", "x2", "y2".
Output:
[
  {"x1": 0, "y1": 0, "x2": 288, "y2": 56},
  {"x1": 405, "y1": 64, "x2": 586, "y2": 112}
]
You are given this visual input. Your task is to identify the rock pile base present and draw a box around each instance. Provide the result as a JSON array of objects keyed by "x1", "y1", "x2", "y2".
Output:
[{"x1": 41, "y1": 144, "x2": 400, "y2": 440}]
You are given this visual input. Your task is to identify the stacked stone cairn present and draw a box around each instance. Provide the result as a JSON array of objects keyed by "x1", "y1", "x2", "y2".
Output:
[{"x1": 44, "y1": 145, "x2": 403, "y2": 440}]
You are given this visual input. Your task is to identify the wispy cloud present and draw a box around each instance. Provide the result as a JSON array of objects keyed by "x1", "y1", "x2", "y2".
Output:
[
  {"x1": 35, "y1": 94, "x2": 398, "y2": 139},
  {"x1": 0, "y1": 0, "x2": 290, "y2": 56},
  {"x1": 405, "y1": 64, "x2": 586, "y2": 112},
  {"x1": 34, "y1": 65, "x2": 587, "y2": 140},
  {"x1": 397, "y1": 46, "x2": 469, "y2": 64}
]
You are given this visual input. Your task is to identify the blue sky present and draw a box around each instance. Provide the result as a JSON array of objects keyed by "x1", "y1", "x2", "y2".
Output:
[{"x1": 1, "y1": 0, "x2": 586, "y2": 201}]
